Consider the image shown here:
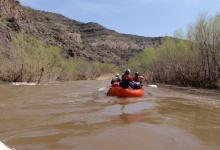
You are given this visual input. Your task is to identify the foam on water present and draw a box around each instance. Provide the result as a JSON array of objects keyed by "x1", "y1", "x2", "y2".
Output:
[
  {"x1": 12, "y1": 82, "x2": 37, "y2": 86},
  {"x1": 148, "y1": 85, "x2": 158, "y2": 88}
]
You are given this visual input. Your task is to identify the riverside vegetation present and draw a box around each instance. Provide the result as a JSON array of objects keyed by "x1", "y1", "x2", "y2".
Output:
[
  {"x1": 0, "y1": 0, "x2": 219, "y2": 88},
  {"x1": 0, "y1": 0, "x2": 161, "y2": 83},
  {"x1": 129, "y1": 13, "x2": 220, "y2": 88},
  {"x1": 0, "y1": 33, "x2": 119, "y2": 82}
]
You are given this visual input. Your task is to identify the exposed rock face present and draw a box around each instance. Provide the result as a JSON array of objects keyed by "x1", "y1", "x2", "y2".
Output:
[
  {"x1": 0, "y1": 0, "x2": 25, "y2": 52},
  {"x1": 0, "y1": 0, "x2": 165, "y2": 65},
  {"x1": 0, "y1": 0, "x2": 25, "y2": 21}
]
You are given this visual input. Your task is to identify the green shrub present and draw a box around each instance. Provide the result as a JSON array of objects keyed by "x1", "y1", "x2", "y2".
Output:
[
  {"x1": 0, "y1": 33, "x2": 63, "y2": 82},
  {"x1": 128, "y1": 12, "x2": 220, "y2": 88},
  {"x1": 0, "y1": 33, "x2": 119, "y2": 82},
  {"x1": 58, "y1": 58, "x2": 119, "y2": 81},
  {"x1": 0, "y1": 20, "x2": 6, "y2": 30}
]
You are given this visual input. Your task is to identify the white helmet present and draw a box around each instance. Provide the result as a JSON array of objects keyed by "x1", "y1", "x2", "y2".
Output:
[{"x1": 125, "y1": 69, "x2": 131, "y2": 74}]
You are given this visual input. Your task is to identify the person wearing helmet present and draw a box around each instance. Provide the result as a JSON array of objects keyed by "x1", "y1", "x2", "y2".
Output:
[
  {"x1": 133, "y1": 72, "x2": 140, "y2": 82},
  {"x1": 133, "y1": 72, "x2": 145, "y2": 82},
  {"x1": 133, "y1": 72, "x2": 145, "y2": 89},
  {"x1": 120, "y1": 69, "x2": 134, "y2": 88},
  {"x1": 111, "y1": 73, "x2": 121, "y2": 87}
]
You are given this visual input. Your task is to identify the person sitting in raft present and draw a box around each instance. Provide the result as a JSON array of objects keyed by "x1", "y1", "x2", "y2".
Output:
[
  {"x1": 111, "y1": 73, "x2": 121, "y2": 87},
  {"x1": 120, "y1": 69, "x2": 134, "y2": 88},
  {"x1": 133, "y1": 72, "x2": 145, "y2": 89}
]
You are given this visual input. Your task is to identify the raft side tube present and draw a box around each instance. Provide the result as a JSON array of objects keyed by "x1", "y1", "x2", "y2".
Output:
[{"x1": 107, "y1": 87, "x2": 144, "y2": 97}]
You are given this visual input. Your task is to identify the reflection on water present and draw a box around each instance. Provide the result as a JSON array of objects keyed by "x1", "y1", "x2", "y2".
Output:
[
  {"x1": 0, "y1": 81, "x2": 220, "y2": 150},
  {"x1": 119, "y1": 113, "x2": 146, "y2": 124}
]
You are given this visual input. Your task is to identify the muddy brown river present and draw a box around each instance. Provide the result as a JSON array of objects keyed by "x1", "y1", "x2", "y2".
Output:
[{"x1": 0, "y1": 80, "x2": 220, "y2": 150}]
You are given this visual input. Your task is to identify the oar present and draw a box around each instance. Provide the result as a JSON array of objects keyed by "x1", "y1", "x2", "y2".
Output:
[{"x1": 98, "y1": 85, "x2": 111, "y2": 92}]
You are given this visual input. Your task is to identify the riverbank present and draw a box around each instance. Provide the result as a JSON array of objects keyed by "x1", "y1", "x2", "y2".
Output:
[
  {"x1": 96, "y1": 74, "x2": 114, "y2": 81},
  {"x1": 2, "y1": 75, "x2": 220, "y2": 91},
  {"x1": 0, "y1": 73, "x2": 113, "y2": 85}
]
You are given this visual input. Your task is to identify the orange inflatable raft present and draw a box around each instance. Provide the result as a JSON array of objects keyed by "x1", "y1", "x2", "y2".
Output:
[{"x1": 107, "y1": 86, "x2": 144, "y2": 97}]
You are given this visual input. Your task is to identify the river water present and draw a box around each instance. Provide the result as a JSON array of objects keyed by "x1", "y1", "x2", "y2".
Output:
[{"x1": 0, "y1": 80, "x2": 220, "y2": 150}]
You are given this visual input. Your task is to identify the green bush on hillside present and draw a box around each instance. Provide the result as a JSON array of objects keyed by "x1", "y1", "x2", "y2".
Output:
[
  {"x1": 0, "y1": 33, "x2": 63, "y2": 82},
  {"x1": 0, "y1": 20, "x2": 6, "y2": 30},
  {"x1": 0, "y1": 33, "x2": 119, "y2": 82}
]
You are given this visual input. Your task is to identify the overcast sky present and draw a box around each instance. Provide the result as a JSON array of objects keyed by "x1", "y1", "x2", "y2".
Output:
[{"x1": 19, "y1": 0, "x2": 220, "y2": 37}]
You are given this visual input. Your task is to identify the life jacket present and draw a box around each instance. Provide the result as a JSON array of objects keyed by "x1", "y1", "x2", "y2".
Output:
[
  {"x1": 120, "y1": 74, "x2": 133, "y2": 88},
  {"x1": 112, "y1": 82, "x2": 120, "y2": 87},
  {"x1": 133, "y1": 76, "x2": 144, "y2": 82}
]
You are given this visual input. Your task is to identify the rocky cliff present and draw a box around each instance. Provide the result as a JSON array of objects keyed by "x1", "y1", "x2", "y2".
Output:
[{"x1": 0, "y1": 0, "x2": 164, "y2": 65}]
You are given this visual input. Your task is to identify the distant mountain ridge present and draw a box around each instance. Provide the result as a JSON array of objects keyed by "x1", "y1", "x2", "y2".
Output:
[{"x1": 0, "y1": 0, "x2": 165, "y2": 65}]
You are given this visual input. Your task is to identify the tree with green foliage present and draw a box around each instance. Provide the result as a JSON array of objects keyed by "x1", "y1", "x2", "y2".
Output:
[{"x1": 129, "y1": 13, "x2": 220, "y2": 88}]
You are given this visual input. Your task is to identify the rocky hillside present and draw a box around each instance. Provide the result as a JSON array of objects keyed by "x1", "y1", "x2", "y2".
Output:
[{"x1": 0, "y1": 0, "x2": 164, "y2": 65}]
